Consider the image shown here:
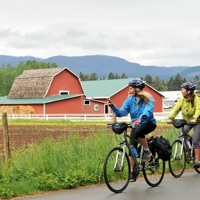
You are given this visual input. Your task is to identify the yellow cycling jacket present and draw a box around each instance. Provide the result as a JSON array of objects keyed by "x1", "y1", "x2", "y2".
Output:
[{"x1": 168, "y1": 93, "x2": 200, "y2": 121}]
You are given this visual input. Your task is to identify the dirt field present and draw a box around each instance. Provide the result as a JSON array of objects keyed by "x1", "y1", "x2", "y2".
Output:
[{"x1": 0, "y1": 125, "x2": 171, "y2": 154}]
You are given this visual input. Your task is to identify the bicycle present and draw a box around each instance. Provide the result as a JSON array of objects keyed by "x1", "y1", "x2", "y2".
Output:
[
  {"x1": 168, "y1": 119, "x2": 200, "y2": 178},
  {"x1": 103, "y1": 122, "x2": 165, "y2": 193}
]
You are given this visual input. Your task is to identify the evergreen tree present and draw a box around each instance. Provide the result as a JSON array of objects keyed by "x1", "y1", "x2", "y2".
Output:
[
  {"x1": 121, "y1": 73, "x2": 128, "y2": 79},
  {"x1": 174, "y1": 73, "x2": 183, "y2": 90},
  {"x1": 79, "y1": 72, "x2": 84, "y2": 81},
  {"x1": 167, "y1": 77, "x2": 175, "y2": 91},
  {"x1": 144, "y1": 74, "x2": 153, "y2": 85},
  {"x1": 108, "y1": 72, "x2": 115, "y2": 79},
  {"x1": 90, "y1": 73, "x2": 98, "y2": 80}
]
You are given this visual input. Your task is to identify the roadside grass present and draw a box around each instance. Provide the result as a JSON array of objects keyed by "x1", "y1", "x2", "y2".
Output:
[
  {"x1": 0, "y1": 125, "x2": 117, "y2": 199},
  {"x1": 0, "y1": 119, "x2": 168, "y2": 126},
  {"x1": 0, "y1": 120, "x2": 194, "y2": 199}
]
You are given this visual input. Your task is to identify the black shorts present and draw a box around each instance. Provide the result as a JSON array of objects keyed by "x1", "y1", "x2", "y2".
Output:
[{"x1": 130, "y1": 122, "x2": 157, "y2": 146}]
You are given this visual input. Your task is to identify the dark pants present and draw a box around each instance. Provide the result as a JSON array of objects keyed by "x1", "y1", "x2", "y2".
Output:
[{"x1": 130, "y1": 122, "x2": 157, "y2": 147}]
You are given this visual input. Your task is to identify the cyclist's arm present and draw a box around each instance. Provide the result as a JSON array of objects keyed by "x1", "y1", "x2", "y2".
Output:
[
  {"x1": 193, "y1": 94, "x2": 200, "y2": 120},
  {"x1": 138, "y1": 98, "x2": 154, "y2": 120},
  {"x1": 168, "y1": 98, "x2": 182, "y2": 120},
  {"x1": 111, "y1": 98, "x2": 130, "y2": 117}
]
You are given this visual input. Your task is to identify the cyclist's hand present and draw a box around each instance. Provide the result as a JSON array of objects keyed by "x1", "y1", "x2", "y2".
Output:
[
  {"x1": 108, "y1": 100, "x2": 114, "y2": 108},
  {"x1": 167, "y1": 119, "x2": 172, "y2": 124},
  {"x1": 190, "y1": 119, "x2": 196, "y2": 124},
  {"x1": 132, "y1": 119, "x2": 141, "y2": 127}
]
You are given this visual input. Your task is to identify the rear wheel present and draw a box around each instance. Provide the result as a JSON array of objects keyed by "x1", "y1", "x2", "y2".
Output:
[
  {"x1": 194, "y1": 167, "x2": 200, "y2": 174},
  {"x1": 143, "y1": 154, "x2": 165, "y2": 187},
  {"x1": 103, "y1": 147, "x2": 130, "y2": 193},
  {"x1": 168, "y1": 140, "x2": 186, "y2": 178}
]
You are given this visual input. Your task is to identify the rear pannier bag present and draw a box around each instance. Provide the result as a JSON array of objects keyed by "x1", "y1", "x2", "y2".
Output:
[{"x1": 154, "y1": 136, "x2": 172, "y2": 161}]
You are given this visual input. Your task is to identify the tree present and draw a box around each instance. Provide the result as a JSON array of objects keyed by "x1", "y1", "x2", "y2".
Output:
[
  {"x1": 152, "y1": 76, "x2": 166, "y2": 91},
  {"x1": 121, "y1": 73, "x2": 128, "y2": 79},
  {"x1": 79, "y1": 72, "x2": 84, "y2": 81},
  {"x1": 174, "y1": 73, "x2": 183, "y2": 90},
  {"x1": 90, "y1": 73, "x2": 98, "y2": 80},
  {"x1": 108, "y1": 72, "x2": 115, "y2": 79},
  {"x1": 167, "y1": 77, "x2": 175, "y2": 91},
  {"x1": 144, "y1": 74, "x2": 153, "y2": 85},
  {"x1": 114, "y1": 73, "x2": 120, "y2": 79}
]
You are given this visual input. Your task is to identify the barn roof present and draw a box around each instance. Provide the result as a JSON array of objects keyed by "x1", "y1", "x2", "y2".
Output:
[
  {"x1": 0, "y1": 94, "x2": 83, "y2": 105},
  {"x1": 7, "y1": 67, "x2": 78, "y2": 99},
  {"x1": 81, "y1": 78, "x2": 163, "y2": 99}
]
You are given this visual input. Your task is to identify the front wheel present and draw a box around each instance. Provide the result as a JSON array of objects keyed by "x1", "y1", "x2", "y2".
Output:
[
  {"x1": 103, "y1": 147, "x2": 130, "y2": 193},
  {"x1": 168, "y1": 140, "x2": 186, "y2": 178},
  {"x1": 143, "y1": 154, "x2": 165, "y2": 187}
]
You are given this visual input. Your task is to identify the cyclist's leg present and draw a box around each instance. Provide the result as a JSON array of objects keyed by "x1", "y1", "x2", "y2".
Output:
[
  {"x1": 129, "y1": 128, "x2": 138, "y2": 181},
  {"x1": 135, "y1": 123, "x2": 157, "y2": 161},
  {"x1": 192, "y1": 124, "x2": 200, "y2": 166}
]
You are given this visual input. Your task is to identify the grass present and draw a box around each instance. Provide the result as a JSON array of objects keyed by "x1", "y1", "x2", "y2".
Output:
[
  {"x1": 0, "y1": 120, "x2": 195, "y2": 199},
  {"x1": 0, "y1": 124, "x2": 118, "y2": 199}
]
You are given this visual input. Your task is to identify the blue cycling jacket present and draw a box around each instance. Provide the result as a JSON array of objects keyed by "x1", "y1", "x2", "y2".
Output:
[{"x1": 111, "y1": 95, "x2": 156, "y2": 128}]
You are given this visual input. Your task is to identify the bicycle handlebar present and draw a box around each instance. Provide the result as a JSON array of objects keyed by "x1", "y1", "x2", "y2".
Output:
[
  {"x1": 107, "y1": 123, "x2": 132, "y2": 129},
  {"x1": 169, "y1": 119, "x2": 199, "y2": 129}
]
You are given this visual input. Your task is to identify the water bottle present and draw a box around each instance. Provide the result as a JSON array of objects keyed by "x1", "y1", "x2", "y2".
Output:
[
  {"x1": 130, "y1": 145, "x2": 139, "y2": 158},
  {"x1": 186, "y1": 139, "x2": 191, "y2": 149}
]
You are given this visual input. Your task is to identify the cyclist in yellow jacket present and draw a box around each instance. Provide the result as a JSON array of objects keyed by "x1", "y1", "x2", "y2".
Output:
[{"x1": 167, "y1": 82, "x2": 200, "y2": 167}]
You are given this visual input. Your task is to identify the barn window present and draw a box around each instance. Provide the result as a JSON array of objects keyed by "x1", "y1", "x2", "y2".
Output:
[
  {"x1": 84, "y1": 100, "x2": 90, "y2": 105},
  {"x1": 94, "y1": 104, "x2": 99, "y2": 111},
  {"x1": 59, "y1": 90, "x2": 69, "y2": 95}
]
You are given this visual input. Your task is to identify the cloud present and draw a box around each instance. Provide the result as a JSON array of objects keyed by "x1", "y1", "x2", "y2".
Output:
[{"x1": 1, "y1": 0, "x2": 200, "y2": 66}]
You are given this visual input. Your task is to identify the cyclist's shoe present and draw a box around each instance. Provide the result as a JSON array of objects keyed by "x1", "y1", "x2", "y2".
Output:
[
  {"x1": 130, "y1": 171, "x2": 137, "y2": 182},
  {"x1": 142, "y1": 150, "x2": 152, "y2": 162},
  {"x1": 193, "y1": 160, "x2": 200, "y2": 168}
]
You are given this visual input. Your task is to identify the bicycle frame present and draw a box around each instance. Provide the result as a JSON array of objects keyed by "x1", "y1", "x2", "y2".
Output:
[
  {"x1": 168, "y1": 120, "x2": 200, "y2": 178},
  {"x1": 176, "y1": 126, "x2": 195, "y2": 162},
  {"x1": 103, "y1": 122, "x2": 165, "y2": 193},
  {"x1": 117, "y1": 130, "x2": 143, "y2": 171}
]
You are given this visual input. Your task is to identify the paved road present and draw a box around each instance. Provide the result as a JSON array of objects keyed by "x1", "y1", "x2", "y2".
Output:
[{"x1": 14, "y1": 170, "x2": 199, "y2": 200}]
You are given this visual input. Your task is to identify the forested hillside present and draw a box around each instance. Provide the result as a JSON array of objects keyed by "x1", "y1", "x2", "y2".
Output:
[
  {"x1": 0, "y1": 60, "x2": 199, "y2": 97},
  {"x1": 1, "y1": 55, "x2": 199, "y2": 81}
]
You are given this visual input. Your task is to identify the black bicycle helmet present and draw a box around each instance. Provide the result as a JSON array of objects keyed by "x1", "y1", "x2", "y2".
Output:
[
  {"x1": 181, "y1": 82, "x2": 196, "y2": 92},
  {"x1": 129, "y1": 79, "x2": 146, "y2": 90}
]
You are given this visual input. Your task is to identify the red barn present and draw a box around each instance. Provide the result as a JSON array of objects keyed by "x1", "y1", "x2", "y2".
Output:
[{"x1": 0, "y1": 67, "x2": 164, "y2": 115}]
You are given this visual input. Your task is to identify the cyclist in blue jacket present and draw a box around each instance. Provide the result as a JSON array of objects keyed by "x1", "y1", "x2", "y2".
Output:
[{"x1": 108, "y1": 78, "x2": 157, "y2": 181}]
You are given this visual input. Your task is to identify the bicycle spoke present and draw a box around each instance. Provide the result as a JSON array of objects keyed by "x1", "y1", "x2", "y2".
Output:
[
  {"x1": 168, "y1": 140, "x2": 186, "y2": 178},
  {"x1": 143, "y1": 155, "x2": 165, "y2": 187},
  {"x1": 103, "y1": 147, "x2": 130, "y2": 193}
]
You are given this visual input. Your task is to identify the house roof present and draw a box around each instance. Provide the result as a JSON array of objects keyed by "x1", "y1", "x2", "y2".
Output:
[
  {"x1": 0, "y1": 94, "x2": 83, "y2": 105},
  {"x1": 160, "y1": 91, "x2": 182, "y2": 100},
  {"x1": 7, "y1": 67, "x2": 79, "y2": 99},
  {"x1": 81, "y1": 78, "x2": 163, "y2": 99}
]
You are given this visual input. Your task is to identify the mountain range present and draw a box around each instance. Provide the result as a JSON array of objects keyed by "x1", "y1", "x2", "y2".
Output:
[{"x1": 0, "y1": 55, "x2": 199, "y2": 81}]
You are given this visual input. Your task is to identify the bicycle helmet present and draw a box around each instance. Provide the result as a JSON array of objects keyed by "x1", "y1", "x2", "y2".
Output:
[
  {"x1": 129, "y1": 79, "x2": 146, "y2": 90},
  {"x1": 112, "y1": 122, "x2": 128, "y2": 134},
  {"x1": 181, "y1": 82, "x2": 196, "y2": 92}
]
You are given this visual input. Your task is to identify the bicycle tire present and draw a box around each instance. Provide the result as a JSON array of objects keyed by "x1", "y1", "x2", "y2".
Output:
[
  {"x1": 168, "y1": 139, "x2": 186, "y2": 178},
  {"x1": 143, "y1": 154, "x2": 165, "y2": 187},
  {"x1": 194, "y1": 166, "x2": 200, "y2": 173},
  {"x1": 103, "y1": 147, "x2": 130, "y2": 193}
]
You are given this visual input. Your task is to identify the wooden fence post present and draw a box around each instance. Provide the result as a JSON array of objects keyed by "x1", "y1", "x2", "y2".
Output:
[{"x1": 2, "y1": 112, "x2": 10, "y2": 165}]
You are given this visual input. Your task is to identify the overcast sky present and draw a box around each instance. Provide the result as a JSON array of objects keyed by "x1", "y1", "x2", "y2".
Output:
[{"x1": 1, "y1": 0, "x2": 200, "y2": 67}]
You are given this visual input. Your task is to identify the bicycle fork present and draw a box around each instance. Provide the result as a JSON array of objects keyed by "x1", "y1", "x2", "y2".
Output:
[
  {"x1": 174, "y1": 139, "x2": 184, "y2": 160},
  {"x1": 114, "y1": 145, "x2": 126, "y2": 172}
]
